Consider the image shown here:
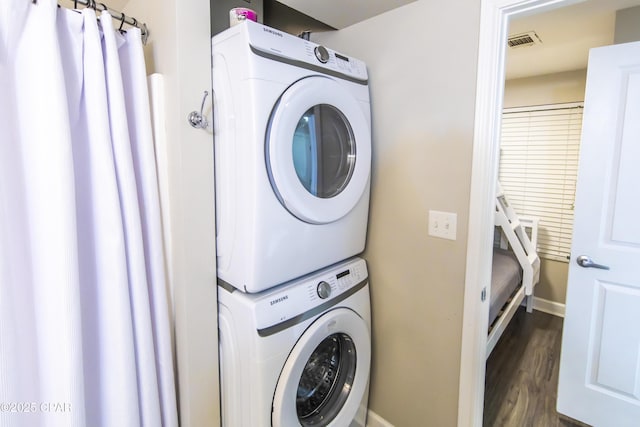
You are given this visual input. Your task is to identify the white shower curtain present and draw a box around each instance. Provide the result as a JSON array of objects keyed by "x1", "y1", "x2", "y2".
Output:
[{"x1": 0, "y1": 1, "x2": 178, "y2": 426}]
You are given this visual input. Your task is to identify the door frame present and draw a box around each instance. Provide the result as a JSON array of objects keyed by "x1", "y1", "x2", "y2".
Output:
[{"x1": 457, "y1": 0, "x2": 585, "y2": 425}]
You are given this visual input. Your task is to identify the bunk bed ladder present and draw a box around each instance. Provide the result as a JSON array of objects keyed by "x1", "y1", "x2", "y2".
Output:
[{"x1": 494, "y1": 182, "x2": 541, "y2": 313}]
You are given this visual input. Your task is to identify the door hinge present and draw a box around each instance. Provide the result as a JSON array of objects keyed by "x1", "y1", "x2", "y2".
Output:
[{"x1": 481, "y1": 287, "x2": 487, "y2": 302}]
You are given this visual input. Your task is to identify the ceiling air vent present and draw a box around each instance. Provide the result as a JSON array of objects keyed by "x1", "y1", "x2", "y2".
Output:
[{"x1": 507, "y1": 31, "x2": 542, "y2": 48}]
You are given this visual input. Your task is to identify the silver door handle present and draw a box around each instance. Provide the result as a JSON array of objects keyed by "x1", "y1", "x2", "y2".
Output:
[{"x1": 576, "y1": 255, "x2": 610, "y2": 270}]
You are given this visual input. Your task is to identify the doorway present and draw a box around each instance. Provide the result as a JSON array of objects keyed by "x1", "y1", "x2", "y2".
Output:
[{"x1": 458, "y1": 0, "x2": 640, "y2": 425}]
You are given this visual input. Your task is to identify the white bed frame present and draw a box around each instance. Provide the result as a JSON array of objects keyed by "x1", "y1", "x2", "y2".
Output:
[{"x1": 486, "y1": 184, "x2": 541, "y2": 357}]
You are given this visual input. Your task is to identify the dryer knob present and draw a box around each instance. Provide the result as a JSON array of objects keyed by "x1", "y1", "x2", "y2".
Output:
[
  {"x1": 314, "y1": 45, "x2": 330, "y2": 63},
  {"x1": 317, "y1": 281, "x2": 332, "y2": 299}
]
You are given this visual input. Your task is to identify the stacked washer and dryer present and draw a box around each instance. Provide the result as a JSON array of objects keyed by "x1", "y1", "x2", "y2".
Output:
[{"x1": 212, "y1": 20, "x2": 373, "y2": 427}]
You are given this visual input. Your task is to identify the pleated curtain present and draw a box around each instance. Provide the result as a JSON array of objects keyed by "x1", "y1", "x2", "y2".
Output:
[{"x1": 0, "y1": 1, "x2": 178, "y2": 426}]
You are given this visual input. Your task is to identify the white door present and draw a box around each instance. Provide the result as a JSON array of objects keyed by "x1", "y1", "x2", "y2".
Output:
[{"x1": 557, "y1": 41, "x2": 640, "y2": 426}]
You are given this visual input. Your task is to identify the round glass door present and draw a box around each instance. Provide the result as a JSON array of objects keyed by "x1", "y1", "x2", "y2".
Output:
[
  {"x1": 296, "y1": 333, "x2": 357, "y2": 425},
  {"x1": 292, "y1": 105, "x2": 356, "y2": 199},
  {"x1": 267, "y1": 76, "x2": 371, "y2": 224},
  {"x1": 271, "y1": 308, "x2": 371, "y2": 427}
]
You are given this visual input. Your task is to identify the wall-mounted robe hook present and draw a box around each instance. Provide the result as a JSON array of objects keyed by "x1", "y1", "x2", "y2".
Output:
[{"x1": 188, "y1": 91, "x2": 209, "y2": 129}]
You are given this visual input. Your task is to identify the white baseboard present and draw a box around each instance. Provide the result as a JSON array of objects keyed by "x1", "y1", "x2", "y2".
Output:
[
  {"x1": 366, "y1": 409, "x2": 394, "y2": 427},
  {"x1": 531, "y1": 296, "x2": 565, "y2": 318}
]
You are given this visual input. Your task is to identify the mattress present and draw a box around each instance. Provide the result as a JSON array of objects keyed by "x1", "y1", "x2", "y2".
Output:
[{"x1": 489, "y1": 248, "x2": 522, "y2": 326}]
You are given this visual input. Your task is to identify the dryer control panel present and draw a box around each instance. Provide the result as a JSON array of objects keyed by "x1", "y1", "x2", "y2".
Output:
[
  {"x1": 253, "y1": 257, "x2": 368, "y2": 332},
  {"x1": 243, "y1": 20, "x2": 368, "y2": 83}
]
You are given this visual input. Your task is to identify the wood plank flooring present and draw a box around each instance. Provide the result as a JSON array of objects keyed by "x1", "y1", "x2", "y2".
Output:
[{"x1": 483, "y1": 307, "x2": 589, "y2": 427}]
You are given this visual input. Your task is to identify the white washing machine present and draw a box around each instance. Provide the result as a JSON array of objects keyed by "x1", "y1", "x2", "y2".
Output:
[
  {"x1": 218, "y1": 257, "x2": 371, "y2": 427},
  {"x1": 212, "y1": 21, "x2": 372, "y2": 293}
]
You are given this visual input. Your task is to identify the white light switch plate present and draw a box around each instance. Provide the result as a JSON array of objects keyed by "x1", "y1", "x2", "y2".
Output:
[{"x1": 428, "y1": 210, "x2": 457, "y2": 240}]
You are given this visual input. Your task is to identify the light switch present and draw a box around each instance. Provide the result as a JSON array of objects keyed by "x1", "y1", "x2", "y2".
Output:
[{"x1": 428, "y1": 210, "x2": 457, "y2": 240}]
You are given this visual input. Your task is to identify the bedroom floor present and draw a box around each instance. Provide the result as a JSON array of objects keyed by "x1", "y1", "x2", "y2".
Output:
[{"x1": 483, "y1": 307, "x2": 590, "y2": 427}]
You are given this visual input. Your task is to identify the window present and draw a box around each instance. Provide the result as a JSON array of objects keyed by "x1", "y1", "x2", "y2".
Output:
[{"x1": 499, "y1": 103, "x2": 583, "y2": 262}]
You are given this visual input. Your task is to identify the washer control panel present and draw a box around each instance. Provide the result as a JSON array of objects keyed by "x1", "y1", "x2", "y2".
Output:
[
  {"x1": 243, "y1": 20, "x2": 368, "y2": 82},
  {"x1": 253, "y1": 257, "x2": 368, "y2": 330}
]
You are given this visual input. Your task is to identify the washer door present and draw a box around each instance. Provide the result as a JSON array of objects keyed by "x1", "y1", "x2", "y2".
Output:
[
  {"x1": 272, "y1": 308, "x2": 371, "y2": 427},
  {"x1": 266, "y1": 76, "x2": 371, "y2": 224}
]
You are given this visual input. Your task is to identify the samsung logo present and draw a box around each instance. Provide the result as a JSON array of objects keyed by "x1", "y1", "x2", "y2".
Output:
[
  {"x1": 263, "y1": 27, "x2": 283, "y2": 38},
  {"x1": 270, "y1": 295, "x2": 288, "y2": 306}
]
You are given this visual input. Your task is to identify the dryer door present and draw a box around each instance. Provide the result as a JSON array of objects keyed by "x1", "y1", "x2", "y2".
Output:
[
  {"x1": 272, "y1": 308, "x2": 371, "y2": 427},
  {"x1": 266, "y1": 76, "x2": 371, "y2": 224}
]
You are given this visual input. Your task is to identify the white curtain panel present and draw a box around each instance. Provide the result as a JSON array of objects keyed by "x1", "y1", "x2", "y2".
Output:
[{"x1": 0, "y1": 2, "x2": 177, "y2": 426}]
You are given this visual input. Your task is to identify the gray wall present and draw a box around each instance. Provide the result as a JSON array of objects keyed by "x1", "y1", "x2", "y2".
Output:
[
  {"x1": 211, "y1": 0, "x2": 333, "y2": 38},
  {"x1": 314, "y1": 1, "x2": 480, "y2": 425},
  {"x1": 263, "y1": 0, "x2": 334, "y2": 36},
  {"x1": 615, "y1": 5, "x2": 640, "y2": 44},
  {"x1": 503, "y1": 69, "x2": 586, "y2": 109}
]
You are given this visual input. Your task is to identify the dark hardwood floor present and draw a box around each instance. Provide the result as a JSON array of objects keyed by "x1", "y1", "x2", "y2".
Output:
[{"x1": 483, "y1": 307, "x2": 589, "y2": 427}]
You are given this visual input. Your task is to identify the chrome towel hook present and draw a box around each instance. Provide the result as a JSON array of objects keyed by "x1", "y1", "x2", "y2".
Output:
[{"x1": 188, "y1": 91, "x2": 209, "y2": 129}]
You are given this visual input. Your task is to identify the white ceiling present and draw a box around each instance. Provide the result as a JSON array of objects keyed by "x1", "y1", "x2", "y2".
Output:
[
  {"x1": 276, "y1": 0, "x2": 418, "y2": 30},
  {"x1": 506, "y1": 0, "x2": 640, "y2": 80},
  {"x1": 278, "y1": 0, "x2": 640, "y2": 81},
  {"x1": 90, "y1": 0, "x2": 416, "y2": 32},
  {"x1": 107, "y1": 0, "x2": 640, "y2": 81}
]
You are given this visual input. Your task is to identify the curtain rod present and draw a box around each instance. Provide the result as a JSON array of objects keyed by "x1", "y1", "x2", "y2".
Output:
[{"x1": 57, "y1": 0, "x2": 149, "y2": 44}]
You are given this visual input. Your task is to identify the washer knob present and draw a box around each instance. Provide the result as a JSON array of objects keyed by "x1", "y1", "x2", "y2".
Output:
[
  {"x1": 317, "y1": 281, "x2": 332, "y2": 299},
  {"x1": 314, "y1": 45, "x2": 330, "y2": 63}
]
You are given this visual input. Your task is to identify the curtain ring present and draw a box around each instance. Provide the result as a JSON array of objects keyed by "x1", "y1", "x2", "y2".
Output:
[
  {"x1": 100, "y1": 3, "x2": 107, "y2": 12},
  {"x1": 119, "y1": 13, "x2": 126, "y2": 31}
]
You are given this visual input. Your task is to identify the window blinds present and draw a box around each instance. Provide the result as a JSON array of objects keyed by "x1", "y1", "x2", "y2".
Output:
[{"x1": 499, "y1": 102, "x2": 583, "y2": 263}]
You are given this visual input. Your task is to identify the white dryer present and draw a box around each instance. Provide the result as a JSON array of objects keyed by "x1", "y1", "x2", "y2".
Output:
[
  {"x1": 218, "y1": 257, "x2": 371, "y2": 427},
  {"x1": 212, "y1": 21, "x2": 372, "y2": 293}
]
